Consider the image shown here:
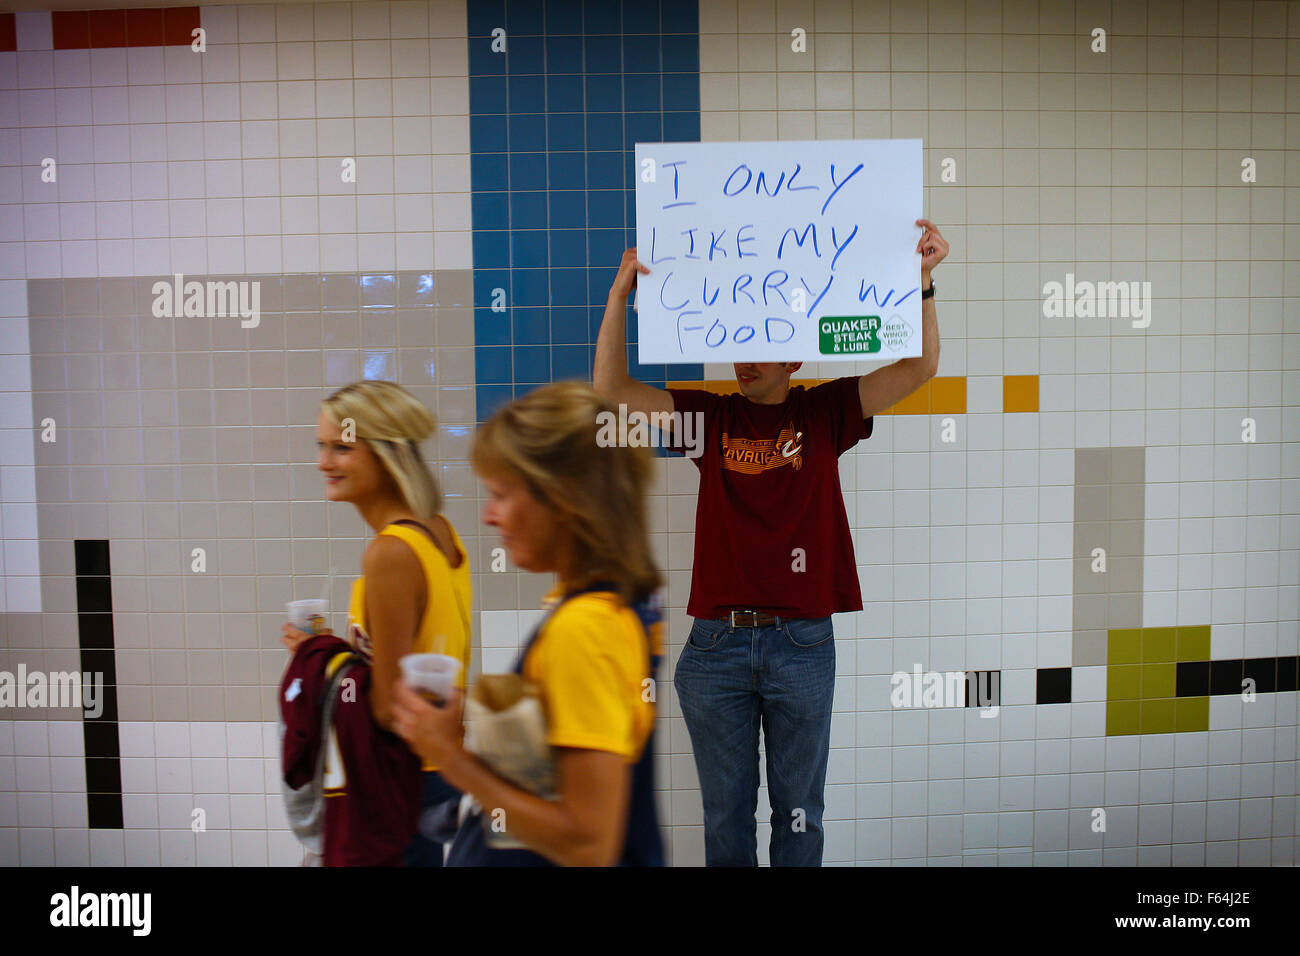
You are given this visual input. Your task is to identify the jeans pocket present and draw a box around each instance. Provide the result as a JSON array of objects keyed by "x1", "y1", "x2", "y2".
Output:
[
  {"x1": 686, "y1": 619, "x2": 728, "y2": 652},
  {"x1": 783, "y1": 617, "x2": 834, "y2": 649}
]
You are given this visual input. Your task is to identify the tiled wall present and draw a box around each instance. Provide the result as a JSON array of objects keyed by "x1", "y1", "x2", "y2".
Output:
[{"x1": 1, "y1": 0, "x2": 1297, "y2": 867}]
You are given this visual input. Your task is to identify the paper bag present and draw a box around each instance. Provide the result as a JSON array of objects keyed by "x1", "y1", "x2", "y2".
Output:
[{"x1": 463, "y1": 674, "x2": 557, "y2": 848}]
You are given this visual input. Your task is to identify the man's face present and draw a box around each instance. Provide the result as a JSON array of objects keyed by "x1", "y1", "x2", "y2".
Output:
[{"x1": 733, "y1": 362, "x2": 801, "y2": 404}]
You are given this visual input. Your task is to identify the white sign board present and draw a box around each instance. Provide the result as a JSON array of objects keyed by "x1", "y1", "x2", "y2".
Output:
[{"x1": 633, "y1": 139, "x2": 923, "y2": 364}]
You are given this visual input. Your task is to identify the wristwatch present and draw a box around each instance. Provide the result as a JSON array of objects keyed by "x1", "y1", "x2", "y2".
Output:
[{"x1": 921, "y1": 280, "x2": 935, "y2": 300}]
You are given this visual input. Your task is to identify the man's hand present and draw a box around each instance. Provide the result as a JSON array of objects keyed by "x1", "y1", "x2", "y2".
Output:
[
  {"x1": 608, "y1": 247, "x2": 650, "y2": 301},
  {"x1": 916, "y1": 219, "x2": 949, "y2": 285}
]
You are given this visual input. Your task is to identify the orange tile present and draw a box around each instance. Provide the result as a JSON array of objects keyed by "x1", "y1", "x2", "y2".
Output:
[
  {"x1": 51, "y1": 11, "x2": 89, "y2": 50},
  {"x1": 891, "y1": 380, "x2": 931, "y2": 414},
  {"x1": 163, "y1": 7, "x2": 202, "y2": 47},
  {"x1": 87, "y1": 8, "x2": 126, "y2": 48},
  {"x1": 126, "y1": 8, "x2": 164, "y2": 46},
  {"x1": 930, "y1": 376, "x2": 966, "y2": 414},
  {"x1": 1004, "y1": 375, "x2": 1038, "y2": 413},
  {"x1": 88, "y1": 9, "x2": 127, "y2": 49}
]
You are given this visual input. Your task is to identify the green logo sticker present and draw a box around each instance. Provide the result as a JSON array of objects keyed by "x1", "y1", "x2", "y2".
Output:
[{"x1": 819, "y1": 316, "x2": 881, "y2": 354}]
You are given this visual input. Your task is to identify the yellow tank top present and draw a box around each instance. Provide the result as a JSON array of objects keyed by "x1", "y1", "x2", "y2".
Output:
[{"x1": 345, "y1": 519, "x2": 473, "y2": 770}]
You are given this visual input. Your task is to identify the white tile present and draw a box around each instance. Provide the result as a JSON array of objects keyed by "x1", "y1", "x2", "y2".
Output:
[
  {"x1": 89, "y1": 829, "x2": 126, "y2": 867},
  {"x1": 13, "y1": 722, "x2": 50, "y2": 757},
  {"x1": 51, "y1": 792, "x2": 86, "y2": 828},
  {"x1": 232, "y1": 830, "x2": 269, "y2": 866},
  {"x1": 15, "y1": 12, "x2": 52, "y2": 51},
  {"x1": 0, "y1": 832, "x2": 18, "y2": 868},
  {"x1": 18, "y1": 827, "x2": 54, "y2": 865},
  {"x1": 160, "y1": 830, "x2": 197, "y2": 866},
  {"x1": 124, "y1": 830, "x2": 161, "y2": 866}
]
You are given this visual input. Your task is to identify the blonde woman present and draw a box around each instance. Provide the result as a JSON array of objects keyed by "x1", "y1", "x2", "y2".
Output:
[
  {"x1": 392, "y1": 382, "x2": 665, "y2": 866},
  {"x1": 282, "y1": 379, "x2": 472, "y2": 866}
]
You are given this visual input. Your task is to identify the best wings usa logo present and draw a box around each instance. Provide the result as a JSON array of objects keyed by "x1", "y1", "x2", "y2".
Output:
[{"x1": 720, "y1": 427, "x2": 804, "y2": 474}]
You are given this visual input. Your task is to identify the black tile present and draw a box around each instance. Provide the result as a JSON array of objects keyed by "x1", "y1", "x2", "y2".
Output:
[
  {"x1": 74, "y1": 575, "x2": 112, "y2": 613},
  {"x1": 79, "y1": 648, "x2": 116, "y2": 682},
  {"x1": 83, "y1": 720, "x2": 119, "y2": 758},
  {"x1": 1209, "y1": 659, "x2": 1243, "y2": 696},
  {"x1": 1176, "y1": 660, "x2": 1210, "y2": 697},
  {"x1": 86, "y1": 792, "x2": 123, "y2": 830},
  {"x1": 74, "y1": 539, "x2": 111, "y2": 576},
  {"x1": 1243, "y1": 657, "x2": 1276, "y2": 694},
  {"x1": 73, "y1": 540, "x2": 124, "y2": 832},
  {"x1": 1036, "y1": 667, "x2": 1072, "y2": 704},
  {"x1": 1278, "y1": 657, "x2": 1299, "y2": 693},
  {"x1": 85, "y1": 686, "x2": 118, "y2": 722},
  {"x1": 77, "y1": 611, "x2": 115, "y2": 649},
  {"x1": 85, "y1": 756, "x2": 122, "y2": 794}
]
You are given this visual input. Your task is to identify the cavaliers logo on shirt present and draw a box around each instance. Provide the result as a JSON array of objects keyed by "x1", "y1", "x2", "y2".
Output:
[{"x1": 720, "y1": 426, "x2": 804, "y2": 474}]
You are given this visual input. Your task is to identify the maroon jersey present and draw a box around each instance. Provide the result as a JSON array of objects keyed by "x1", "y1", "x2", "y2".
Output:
[
  {"x1": 280, "y1": 633, "x2": 421, "y2": 866},
  {"x1": 666, "y1": 376, "x2": 872, "y2": 619}
]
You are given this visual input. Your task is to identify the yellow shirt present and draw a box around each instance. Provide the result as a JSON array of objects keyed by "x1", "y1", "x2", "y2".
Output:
[
  {"x1": 346, "y1": 520, "x2": 473, "y2": 771},
  {"x1": 523, "y1": 590, "x2": 661, "y2": 760}
]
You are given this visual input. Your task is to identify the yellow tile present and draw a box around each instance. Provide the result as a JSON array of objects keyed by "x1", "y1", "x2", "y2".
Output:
[
  {"x1": 1108, "y1": 664, "x2": 1141, "y2": 700},
  {"x1": 1141, "y1": 662, "x2": 1176, "y2": 698},
  {"x1": 1140, "y1": 698, "x2": 1176, "y2": 734},
  {"x1": 930, "y1": 376, "x2": 966, "y2": 415},
  {"x1": 1107, "y1": 700, "x2": 1141, "y2": 735},
  {"x1": 1141, "y1": 627, "x2": 1176, "y2": 663},
  {"x1": 1108, "y1": 628, "x2": 1142, "y2": 665},
  {"x1": 1176, "y1": 625, "x2": 1211, "y2": 661},
  {"x1": 892, "y1": 380, "x2": 931, "y2": 415},
  {"x1": 1003, "y1": 375, "x2": 1038, "y2": 413},
  {"x1": 1175, "y1": 697, "x2": 1209, "y2": 733}
]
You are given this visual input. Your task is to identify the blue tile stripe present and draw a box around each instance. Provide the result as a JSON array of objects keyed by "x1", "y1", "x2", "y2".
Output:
[{"x1": 468, "y1": 0, "x2": 704, "y2": 422}]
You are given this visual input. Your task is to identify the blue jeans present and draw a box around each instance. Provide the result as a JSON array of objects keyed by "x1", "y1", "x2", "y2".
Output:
[
  {"x1": 404, "y1": 770, "x2": 460, "y2": 867},
  {"x1": 673, "y1": 616, "x2": 835, "y2": 866}
]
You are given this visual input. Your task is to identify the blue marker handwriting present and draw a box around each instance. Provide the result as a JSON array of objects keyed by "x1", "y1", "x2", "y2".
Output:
[
  {"x1": 642, "y1": 149, "x2": 909, "y2": 356},
  {"x1": 648, "y1": 222, "x2": 857, "y2": 268}
]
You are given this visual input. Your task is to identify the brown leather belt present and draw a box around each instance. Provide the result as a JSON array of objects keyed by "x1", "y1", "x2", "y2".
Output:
[{"x1": 723, "y1": 610, "x2": 783, "y2": 628}]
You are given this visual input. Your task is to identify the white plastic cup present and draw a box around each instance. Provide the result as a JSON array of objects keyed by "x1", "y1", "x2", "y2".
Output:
[
  {"x1": 287, "y1": 599, "x2": 329, "y2": 636},
  {"x1": 400, "y1": 653, "x2": 461, "y2": 704}
]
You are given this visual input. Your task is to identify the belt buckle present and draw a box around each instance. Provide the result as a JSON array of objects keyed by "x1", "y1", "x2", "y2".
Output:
[{"x1": 728, "y1": 610, "x2": 754, "y2": 628}]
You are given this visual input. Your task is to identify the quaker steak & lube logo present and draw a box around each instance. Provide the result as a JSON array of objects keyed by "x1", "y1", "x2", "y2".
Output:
[{"x1": 819, "y1": 315, "x2": 881, "y2": 354}]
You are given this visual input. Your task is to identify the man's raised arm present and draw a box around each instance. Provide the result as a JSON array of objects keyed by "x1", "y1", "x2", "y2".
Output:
[
  {"x1": 593, "y1": 247, "x2": 676, "y2": 418},
  {"x1": 857, "y1": 219, "x2": 949, "y2": 419}
]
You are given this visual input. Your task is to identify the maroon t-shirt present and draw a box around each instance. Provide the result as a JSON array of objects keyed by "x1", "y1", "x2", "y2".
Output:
[{"x1": 666, "y1": 376, "x2": 873, "y2": 620}]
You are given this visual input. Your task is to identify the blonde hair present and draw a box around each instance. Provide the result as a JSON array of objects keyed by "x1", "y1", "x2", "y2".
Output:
[
  {"x1": 473, "y1": 381, "x2": 661, "y2": 604},
  {"x1": 321, "y1": 380, "x2": 442, "y2": 519}
]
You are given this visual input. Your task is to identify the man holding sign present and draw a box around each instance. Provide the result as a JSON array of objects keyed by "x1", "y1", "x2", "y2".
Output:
[{"x1": 594, "y1": 221, "x2": 948, "y2": 866}]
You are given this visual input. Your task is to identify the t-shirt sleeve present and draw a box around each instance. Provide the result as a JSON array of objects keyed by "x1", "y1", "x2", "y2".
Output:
[
  {"x1": 806, "y1": 375, "x2": 873, "y2": 456},
  {"x1": 663, "y1": 387, "x2": 721, "y2": 461},
  {"x1": 528, "y1": 598, "x2": 646, "y2": 758}
]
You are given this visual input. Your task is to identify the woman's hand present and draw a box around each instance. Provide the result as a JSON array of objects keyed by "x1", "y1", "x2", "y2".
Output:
[
  {"x1": 391, "y1": 680, "x2": 464, "y2": 766},
  {"x1": 915, "y1": 219, "x2": 949, "y2": 285},
  {"x1": 281, "y1": 623, "x2": 327, "y2": 654},
  {"x1": 608, "y1": 247, "x2": 650, "y2": 301}
]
